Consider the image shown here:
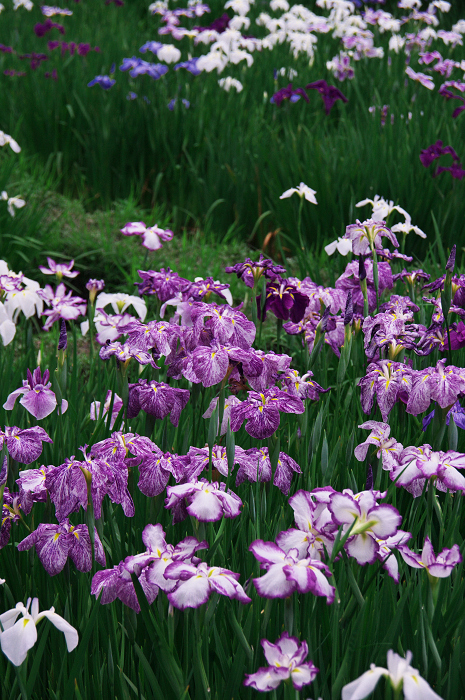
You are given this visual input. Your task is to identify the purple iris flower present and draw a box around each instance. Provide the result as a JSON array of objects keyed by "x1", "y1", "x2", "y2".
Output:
[
  {"x1": 236, "y1": 447, "x2": 301, "y2": 494},
  {"x1": 34, "y1": 19, "x2": 65, "y2": 37},
  {"x1": 17, "y1": 519, "x2": 105, "y2": 576},
  {"x1": 358, "y1": 360, "x2": 411, "y2": 422},
  {"x1": 0, "y1": 489, "x2": 21, "y2": 550},
  {"x1": 244, "y1": 632, "x2": 319, "y2": 692},
  {"x1": 305, "y1": 79, "x2": 348, "y2": 115},
  {"x1": 225, "y1": 255, "x2": 286, "y2": 289},
  {"x1": 138, "y1": 449, "x2": 189, "y2": 497},
  {"x1": 230, "y1": 386, "x2": 304, "y2": 439},
  {"x1": 258, "y1": 280, "x2": 309, "y2": 323},
  {"x1": 165, "y1": 479, "x2": 242, "y2": 523},
  {"x1": 87, "y1": 75, "x2": 116, "y2": 90},
  {"x1": 16, "y1": 466, "x2": 51, "y2": 515},
  {"x1": 406, "y1": 359, "x2": 465, "y2": 416},
  {"x1": 39, "y1": 257, "x2": 79, "y2": 279},
  {"x1": 127, "y1": 379, "x2": 190, "y2": 425},
  {"x1": 399, "y1": 537, "x2": 462, "y2": 580},
  {"x1": 249, "y1": 540, "x2": 335, "y2": 602},
  {"x1": 3, "y1": 367, "x2": 67, "y2": 420},
  {"x1": 45, "y1": 448, "x2": 134, "y2": 521},
  {"x1": 139, "y1": 41, "x2": 163, "y2": 54},
  {"x1": 420, "y1": 140, "x2": 460, "y2": 168},
  {"x1": 174, "y1": 58, "x2": 202, "y2": 75},
  {"x1": 136, "y1": 267, "x2": 191, "y2": 301},
  {"x1": 270, "y1": 83, "x2": 309, "y2": 107},
  {"x1": 0, "y1": 426, "x2": 52, "y2": 464},
  {"x1": 164, "y1": 561, "x2": 251, "y2": 609},
  {"x1": 329, "y1": 489, "x2": 402, "y2": 566},
  {"x1": 422, "y1": 400, "x2": 465, "y2": 431},
  {"x1": 436, "y1": 162, "x2": 465, "y2": 179},
  {"x1": 99, "y1": 341, "x2": 159, "y2": 369},
  {"x1": 39, "y1": 282, "x2": 86, "y2": 331},
  {"x1": 193, "y1": 12, "x2": 229, "y2": 33}
]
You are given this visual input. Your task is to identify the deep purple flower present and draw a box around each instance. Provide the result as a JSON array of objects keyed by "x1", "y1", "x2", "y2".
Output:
[
  {"x1": 136, "y1": 267, "x2": 191, "y2": 301},
  {"x1": 127, "y1": 379, "x2": 190, "y2": 425},
  {"x1": 237, "y1": 447, "x2": 301, "y2": 494},
  {"x1": 305, "y1": 79, "x2": 348, "y2": 114},
  {"x1": 270, "y1": 83, "x2": 309, "y2": 107},
  {"x1": 258, "y1": 280, "x2": 309, "y2": 323},
  {"x1": 0, "y1": 426, "x2": 52, "y2": 464},
  {"x1": 230, "y1": 386, "x2": 304, "y2": 439},
  {"x1": 420, "y1": 140, "x2": 459, "y2": 168},
  {"x1": 87, "y1": 75, "x2": 116, "y2": 90},
  {"x1": 225, "y1": 255, "x2": 286, "y2": 289},
  {"x1": 45, "y1": 449, "x2": 134, "y2": 521},
  {"x1": 435, "y1": 162, "x2": 465, "y2": 179},
  {"x1": 244, "y1": 632, "x2": 319, "y2": 692},
  {"x1": 138, "y1": 449, "x2": 188, "y2": 497},
  {"x1": 34, "y1": 19, "x2": 65, "y2": 37},
  {"x1": 3, "y1": 367, "x2": 67, "y2": 419},
  {"x1": 194, "y1": 12, "x2": 229, "y2": 33},
  {"x1": 18, "y1": 519, "x2": 105, "y2": 575}
]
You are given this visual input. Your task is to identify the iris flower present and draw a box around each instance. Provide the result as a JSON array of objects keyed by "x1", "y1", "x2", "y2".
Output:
[
  {"x1": 342, "y1": 650, "x2": 442, "y2": 700},
  {"x1": 0, "y1": 598, "x2": 78, "y2": 667}
]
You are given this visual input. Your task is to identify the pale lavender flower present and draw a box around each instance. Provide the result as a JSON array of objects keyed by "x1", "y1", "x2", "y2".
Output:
[
  {"x1": 249, "y1": 540, "x2": 335, "y2": 602},
  {"x1": 39, "y1": 283, "x2": 86, "y2": 331},
  {"x1": 91, "y1": 524, "x2": 207, "y2": 611},
  {"x1": 276, "y1": 489, "x2": 337, "y2": 560},
  {"x1": 344, "y1": 219, "x2": 398, "y2": 255},
  {"x1": 328, "y1": 489, "x2": 402, "y2": 565},
  {"x1": 120, "y1": 221, "x2": 173, "y2": 251},
  {"x1": 38, "y1": 257, "x2": 79, "y2": 279},
  {"x1": 405, "y1": 66, "x2": 435, "y2": 90},
  {"x1": 16, "y1": 466, "x2": 51, "y2": 514},
  {"x1": 90, "y1": 390, "x2": 123, "y2": 429},
  {"x1": 165, "y1": 479, "x2": 242, "y2": 523},
  {"x1": 244, "y1": 632, "x2": 319, "y2": 692},
  {"x1": 3, "y1": 367, "x2": 67, "y2": 419},
  {"x1": 399, "y1": 536, "x2": 462, "y2": 579},
  {"x1": 164, "y1": 561, "x2": 251, "y2": 609},
  {"x1": 354, "y1": 421, "x2": 403, "y2": 471}
]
